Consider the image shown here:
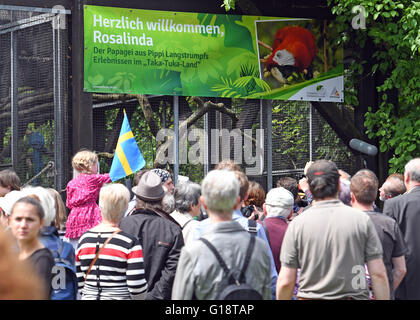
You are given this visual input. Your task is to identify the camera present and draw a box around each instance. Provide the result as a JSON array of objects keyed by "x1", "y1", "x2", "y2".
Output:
[
  {"x1": 296, "y1": 173, "x2": 306, "y2": 181},
  {"x1": 241, "y1": 205, "x2": 255, "y2": 218}
]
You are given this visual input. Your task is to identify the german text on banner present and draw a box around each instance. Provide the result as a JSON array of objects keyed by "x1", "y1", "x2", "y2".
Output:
[
  {"x1": 109, "y1": 111, "x2": 145, "y2": 181},
  {"x1": 83, "y1": 5, "x2": 344, "y2": 102}
]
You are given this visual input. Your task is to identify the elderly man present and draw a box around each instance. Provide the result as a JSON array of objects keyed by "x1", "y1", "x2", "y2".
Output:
[
  {"x1": 191, "y1": 169, "x2": 278, "y2": 299},
  {"x1": 383, "y1": 158, "x2": 420, "y2": 299},
  {"x1": 172, "y1": 169, "x2": 272, "y2": 300},
  {"x1": 262, "y1": 187, "x2": 294, "y2": 273},
  {"x1": 151, "y1": 168, "x2": 175, "y2": 194},
  {"x1": 119, "y1": 171, "x2": 184, "y2": 300},
  {"x1": 277, "y1": 160, "x2": 389, "y2": 300},
  {"x1": 379, "y1": 173, "x2": 406, "y2": 201},
  {"x1": 350, "y1": 169, "x2": 407, "y2": 299}
]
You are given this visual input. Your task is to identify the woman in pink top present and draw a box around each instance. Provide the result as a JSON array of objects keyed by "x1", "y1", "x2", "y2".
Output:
[{"x1": 64, "y1": 150, "x2": 111, "y2": 250}]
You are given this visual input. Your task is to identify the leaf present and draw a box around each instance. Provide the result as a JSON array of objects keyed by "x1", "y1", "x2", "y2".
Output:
[
  {"x1": 197, "y1": 13, "x2": 254, "y2": 52},
  {"x1": 88, "y1": 74, "x2": 104, "y2": 86}
]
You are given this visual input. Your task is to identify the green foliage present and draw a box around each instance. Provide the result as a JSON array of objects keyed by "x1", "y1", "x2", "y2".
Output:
[
  {"x1": 328, "y1": 0, "x2": 420, "y2": 173},
  {"x1": 272, "y1": 102, "x2": 353, "y2": 170},
  {"x1": 221, "y1": 0, "x2": 236, "y2": 11},
  {"x1": 212, "y1": 64, "x2": 270, "y2": 98},
  {"x1": 272, "y1": 102, "x2": 309, "y2": 169},
  {"x1": 117, "y1": 102, "x2": 204, "y2": 184}
]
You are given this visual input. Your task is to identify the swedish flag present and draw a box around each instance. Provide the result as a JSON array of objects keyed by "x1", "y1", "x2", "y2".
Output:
[{"x1": 109, "y1": 110, "x2": 145, "y2": 182}]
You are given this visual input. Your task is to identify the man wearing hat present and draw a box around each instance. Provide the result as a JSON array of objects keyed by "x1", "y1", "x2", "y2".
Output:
[
  {"x1": 119, "y1": 171, "x2": 184, "y2": 300},
  {"x1": 262, "y1": 187, "x2": 294, "y2": 273},
  {"x1": 151, "y1": 168, "x2": 175, "y2": 194},
  {"x1": 276, "y1": 160, "x2": 390, "y2": 300}
]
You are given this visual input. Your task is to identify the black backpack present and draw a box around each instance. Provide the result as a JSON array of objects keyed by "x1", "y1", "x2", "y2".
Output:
[{"x1": 199, "y1": 235, "x2": 263, "y2": 300}]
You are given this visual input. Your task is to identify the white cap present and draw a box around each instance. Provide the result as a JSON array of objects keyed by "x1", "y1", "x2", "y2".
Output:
[
  {"x1": 265, "y1": 187, "x2": 294, "y2": 210},
  {"x1": 0, "y1": 190, "x2": 25, "y2": 216}
]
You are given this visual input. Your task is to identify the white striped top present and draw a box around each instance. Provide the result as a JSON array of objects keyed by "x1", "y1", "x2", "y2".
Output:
[{"x1": 76, "y1": 230, "x2": 147, "y2": 300}]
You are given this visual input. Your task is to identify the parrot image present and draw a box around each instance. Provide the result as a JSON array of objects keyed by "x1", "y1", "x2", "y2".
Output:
[{"x1": 264, "y1": 25, "x2": 318, "y2": 84}]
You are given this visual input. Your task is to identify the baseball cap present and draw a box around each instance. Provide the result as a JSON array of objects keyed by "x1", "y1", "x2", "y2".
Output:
[{"x1": 306, "y1": 160, "x2": 340, "y2": 183}]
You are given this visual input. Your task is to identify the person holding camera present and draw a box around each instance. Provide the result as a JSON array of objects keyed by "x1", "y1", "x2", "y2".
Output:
[{"x1": 243, "y1": 181, "x2": 265, "y2": 221}]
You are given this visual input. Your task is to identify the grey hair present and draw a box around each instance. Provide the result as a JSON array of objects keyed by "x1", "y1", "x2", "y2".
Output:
[
  {"x1": 162, "y1": 192, "x2": 175, "y2": 213},
  {"x1": 174, "y1": 181, "x2": 201, "y2": 214},
  {"x1": 405, "y1": 158, "x2": 420, "y2": 183},
  {"x1": 201, "y1": 169, "x2": 239, "y2": 216}
]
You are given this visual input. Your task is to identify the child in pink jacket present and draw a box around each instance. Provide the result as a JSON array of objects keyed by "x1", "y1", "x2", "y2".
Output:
[{"x1": 64, "y1": 150, "x2": 111, "y2": 250}]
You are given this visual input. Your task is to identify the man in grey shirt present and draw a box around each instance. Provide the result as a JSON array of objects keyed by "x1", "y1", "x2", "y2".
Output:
[
  {"x1": 277, "y1": 160, "x2": 390, "y2": 300},
  {"x1": 172, "y1": 169, "x2": 272, "y2": 300}
]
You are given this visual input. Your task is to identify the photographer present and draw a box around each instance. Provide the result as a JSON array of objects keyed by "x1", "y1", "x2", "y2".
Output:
[
  {"x1": 242, "y1": 181, "x2": 265, "y2": 221},
  {"x1": 277, "y1": 176, "x2": 309, "y2": 221}
]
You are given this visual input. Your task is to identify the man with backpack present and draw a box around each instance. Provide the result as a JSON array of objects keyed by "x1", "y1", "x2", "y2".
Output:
[
  {"x1": 172, "y1": 169, "x2": 271, "y2": 300},
  {"x1": 190, "y1": 168, "x2": 278, "y2": 299}
]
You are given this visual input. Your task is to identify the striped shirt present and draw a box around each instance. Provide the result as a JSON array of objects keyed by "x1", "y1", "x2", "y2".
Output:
[{"x1": 76, "y1": 229, "x2": 147, "y2": 300}]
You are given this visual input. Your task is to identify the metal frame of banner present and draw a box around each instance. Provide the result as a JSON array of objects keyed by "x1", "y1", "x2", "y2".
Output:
[{"x1": 173, "y1": 95, "x2": 179, "y2": 185}]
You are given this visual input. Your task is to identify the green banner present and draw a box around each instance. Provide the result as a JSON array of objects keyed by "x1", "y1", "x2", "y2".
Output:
[{"x1": 84, "y1": 5, "x2": 343, "y2": 102}]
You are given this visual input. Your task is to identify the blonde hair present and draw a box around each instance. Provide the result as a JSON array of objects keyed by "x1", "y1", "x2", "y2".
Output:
[
  {"x1": 72, "y1": 149, "x2": 98, "y2": 174},
  {"x1": 99, "y1": 184, "x2": 130, "y2": 224},
  {"x1": 47, "y1": 188, "x2": 67, "y2": 230}
]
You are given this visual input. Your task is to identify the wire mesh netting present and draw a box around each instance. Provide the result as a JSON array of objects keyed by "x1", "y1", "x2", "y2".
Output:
[
  {"x1": 91, "y1": 95, "x2": 359, "y2": 189},
  {"x1": 0, "y1": 8, "x2": 70, "y2": 191}
]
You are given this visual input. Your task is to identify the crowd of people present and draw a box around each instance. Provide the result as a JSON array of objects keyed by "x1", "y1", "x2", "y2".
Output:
[{"x1": 0, "y1": 149, "x2": 420, "y2": 300}]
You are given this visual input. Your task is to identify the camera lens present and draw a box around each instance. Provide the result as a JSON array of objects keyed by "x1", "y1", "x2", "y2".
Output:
[{"x1": 241, "y1": 205, "x2": 254, "y2": 218}]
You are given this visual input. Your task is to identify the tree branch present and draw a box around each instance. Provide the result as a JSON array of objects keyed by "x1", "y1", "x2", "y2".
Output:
[{"x1": 136, "y1": 94, "x2": 160, "y2": 137}]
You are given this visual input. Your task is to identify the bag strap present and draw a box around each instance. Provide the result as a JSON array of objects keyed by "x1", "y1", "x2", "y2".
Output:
[
  {"x1": 181, "y1": 218, "x2": 193, "y2": 230},
  {"x1": 84, "y1": 229, "x2": 121, "y2": 282},
  {"x1": 239, "y1": 235, "x2": 256, "y2": 283},
  {"x1": 200, "y1": 235, "x2": 256, "y2": 285},
  {"x1": 200, "y1": 238, "x2": 233, "y2": 281},
  {"x1": 248, "y1": 219, "x2": 258, "y2": 235}
]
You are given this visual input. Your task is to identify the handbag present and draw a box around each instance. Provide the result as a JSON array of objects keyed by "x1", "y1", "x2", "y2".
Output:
[{"x1": 84, "y1": 229, "x2": 121, "y2": 282}]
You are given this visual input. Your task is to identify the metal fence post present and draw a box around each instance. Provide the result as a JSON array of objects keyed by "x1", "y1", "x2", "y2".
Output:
[
  {"x1": 266, "y1": 99, "x2": 273, "y2": 191},
  {"x1": 203, "y1": 112, "x2": 209, "y2": 176},
  {"x1": 10, "y1": 30, "x2": 18, "y2": 171},
  {"x1": 309, "y1": 102, "x2": 313, "y2": 162},
  {"x1": 53, "y1": 17, "x2": 64, "y2": 191}
]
